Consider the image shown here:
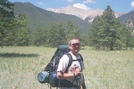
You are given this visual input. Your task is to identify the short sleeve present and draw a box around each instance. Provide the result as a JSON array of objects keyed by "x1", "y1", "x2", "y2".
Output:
[{"x1": 57, "y1": 54, "x2": 69, "y2": 72}]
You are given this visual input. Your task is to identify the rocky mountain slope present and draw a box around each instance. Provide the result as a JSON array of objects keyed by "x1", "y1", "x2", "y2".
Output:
[
  {"x1": 46, "y1": 6, "x2": 134, "y2": 34},
  {"x1": 13, "y1": 2, "x2": 134, "y2": 34},
  {"x1": 46, "y1": 6, "x2": 125, "y2": 23}
]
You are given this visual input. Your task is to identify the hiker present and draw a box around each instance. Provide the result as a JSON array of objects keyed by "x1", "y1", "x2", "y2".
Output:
[{"x1": 57, "y1": 38, "x2": 86, "y2": 89}]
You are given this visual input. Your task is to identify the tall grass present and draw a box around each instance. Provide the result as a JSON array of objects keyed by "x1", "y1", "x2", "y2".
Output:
[{"x1": 0, "y1": 46, "x2": 134, "y2": 89}]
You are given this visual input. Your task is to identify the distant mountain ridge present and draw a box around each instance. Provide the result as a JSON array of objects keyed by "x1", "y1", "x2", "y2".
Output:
[
  {"x1": 119, "y1": 10, "x2": 134, "y2": 35},
  {"x1": 46, "y1": 6, "x2": 126, "y2": 23},
  {"x1": 119, "y1": 10, "x2": 134, "y2": 22},
  {"x1": 13, "y1": 2, "x2": 90, "y2": 33},
  {"x1": 46, "y1": 6, "x2": 134, "y2": 34},
  {"x1": 13, "y1": 2, "x2": 134, "y2": 34}
]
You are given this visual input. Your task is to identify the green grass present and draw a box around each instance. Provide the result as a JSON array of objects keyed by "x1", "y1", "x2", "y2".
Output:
[{"x1": 0, "y1": 46, "x2": 134, "y2": 89}]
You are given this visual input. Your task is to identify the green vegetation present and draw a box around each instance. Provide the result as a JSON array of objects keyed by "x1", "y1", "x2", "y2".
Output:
[
  {"x1": 0, "y1": 46, "x2": 134, "y2": 89},
  {"x1": 0, "y1": 1, "x2": 30, "y2": 47},
  {"x1": 31, "y1": 20, "x2": 84, "y2": 47},
  {"x1": 88, "y1": 6, "x2": 134, "y2": 50},
  {"x1": 0, "y1": 1, "x2": 88, "y2": 47},
  {"x1": 13, "y1": 2, "x2": 90, "y2": 33},
  {"x1": 1, "y1": 1, "x2": 134, "y2": 50},
  {"x1": 0, "y1": 0, "x2": 14, "y2": 47},
  {"x1": 0, "y1": 1, "x2": 134, "y2": 89}
]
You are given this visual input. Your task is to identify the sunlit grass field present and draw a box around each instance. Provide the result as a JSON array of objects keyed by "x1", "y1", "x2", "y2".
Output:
[{"x1": 0, "y1": 46, "x2": 134, "y2": 89}]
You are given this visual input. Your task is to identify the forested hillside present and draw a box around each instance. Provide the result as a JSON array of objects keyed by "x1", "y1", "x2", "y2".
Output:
[
  {"x1": 0, "y1": 1, "x2": 134, "y2": 50},
  {"x1": 13, "y1": 2, "x2": 134, "y2": 35},
  {"x1": 13, "y1": 2, "x2": 90, "y2": 34}
]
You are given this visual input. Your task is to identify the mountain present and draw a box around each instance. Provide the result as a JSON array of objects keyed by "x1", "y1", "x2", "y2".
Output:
[
  {"x1": 119, "y1": 10, "x2": 134, "y2": 35},
  {"x1": 46, "y1": 6, "x2": 134, "y2": 35},
  {"x1": 46, "y1": 6, "x2": 125, "y2": 23},
  {"x1": 13, "y1": 2, "x2": 90, "y2": 33},
  {"x1": 119, "y1": 10, "x2": 134, "y2": 22},
  {"x1": 13, "y1": 2, "x2": 134, "y2": 34}
]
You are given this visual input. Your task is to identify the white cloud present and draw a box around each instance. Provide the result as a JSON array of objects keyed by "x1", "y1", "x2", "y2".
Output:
[
  {"x1": 67, "y1": 0, "x2": 74, "y2": 2},
  {"x1": 83, "y1": 0, "x2": 96, "y2": 4},
  {"x1": 73, "y1": 3, "x2": 91, "y2": 10},
  {"x1": 38, "y1": 2, "x2": 44, "y2": 5},
  {"x1": 131, "y1": 1, "x2": 134, "y2": 7}
]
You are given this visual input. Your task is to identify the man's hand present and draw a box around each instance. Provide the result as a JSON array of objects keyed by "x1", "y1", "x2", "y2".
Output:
[{"x1": 74, "y1": 68, "x2": 81, "y2": 76}]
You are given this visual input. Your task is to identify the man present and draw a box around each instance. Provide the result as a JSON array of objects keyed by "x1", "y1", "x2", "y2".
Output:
[{"x1": 57, "y1": 38, "x2": 86, "y2": 89}]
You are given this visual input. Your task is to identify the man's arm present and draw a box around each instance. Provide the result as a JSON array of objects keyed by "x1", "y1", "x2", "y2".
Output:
[
  {"x1": 57, "y1": 68, "x2": 81, "y2": 79},
  {"x1": 57, "y1": 71, "x2": 74, "y2": 79}
]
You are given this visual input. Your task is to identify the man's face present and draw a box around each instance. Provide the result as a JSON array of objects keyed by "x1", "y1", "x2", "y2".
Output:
[{"x1": 70, "y1": 39, "x2": 80, "y2": 53}]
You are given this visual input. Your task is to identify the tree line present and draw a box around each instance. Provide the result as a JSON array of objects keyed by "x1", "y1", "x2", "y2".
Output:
[
  {"x1": 0, "y1": 1, "x2": 134, "y2": 50},
  {"x1": 0, "y1": 0, "x2": 86, "y2": 47},
  {"x1": 88, "y1": 6, "x2": 134, "y2": 50}
]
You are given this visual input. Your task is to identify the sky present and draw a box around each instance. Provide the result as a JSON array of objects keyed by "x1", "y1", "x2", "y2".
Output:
[{"x1": 9, "y1": 0, "x2": 134, "y2": 13}]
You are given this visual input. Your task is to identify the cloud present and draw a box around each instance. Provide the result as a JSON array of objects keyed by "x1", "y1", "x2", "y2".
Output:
[
  {"x1": 38, "y1": 2, "x2": 44, "y2": 5},
  {"x1": 131, "y1": 1, "x2": 134, "y2": 7},
  {"x1": 67, "y1": 0, "x2": 74, "y2": 2},
  {"x1": 83, "y1": 0, "x2": 96, "y2": 4},
  {"x1": 73, "y1": 3, "x2": 91, "y2": 10}
]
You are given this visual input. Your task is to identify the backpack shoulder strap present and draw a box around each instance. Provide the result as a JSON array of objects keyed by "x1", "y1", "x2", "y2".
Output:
[
  {"x1": 65, "y1": 53, "x2": 72, "y2": 73},
  {"x1": 65, "y1": 53, "x2": 84, "y2": 73},
  {"x1": 78, "y1": 54, "x2": 83, "y2": 70},
  {"x1": 78, "y1": 54, "x2": 83, "y2": 61}
]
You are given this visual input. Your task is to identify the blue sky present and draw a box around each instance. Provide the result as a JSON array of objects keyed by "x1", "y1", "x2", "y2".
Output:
[{"x1": 9, "y1": 0, "x2": 134, "y2": 13}]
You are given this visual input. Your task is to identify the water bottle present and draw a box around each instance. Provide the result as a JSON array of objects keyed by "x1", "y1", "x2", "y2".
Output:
[
  {"x1": 53, "y1": 73, "x2": 57, "y2": 78},
  {"x1": 50, "y1": 72, "x2": 59, "y2": 87}
]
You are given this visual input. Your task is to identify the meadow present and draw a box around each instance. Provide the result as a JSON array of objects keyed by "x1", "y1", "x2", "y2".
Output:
[{"x1": 0, "y1": 46, "x2": 134, "y2": 89}]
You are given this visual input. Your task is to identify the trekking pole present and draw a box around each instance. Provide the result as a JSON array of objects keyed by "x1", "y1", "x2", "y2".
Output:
[{"x1": 77, "y1": 74, "x2": 82, "y2": 89}]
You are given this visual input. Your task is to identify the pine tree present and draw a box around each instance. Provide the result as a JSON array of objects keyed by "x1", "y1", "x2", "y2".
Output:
[
  {"x1": 101, "y1": 5, "x2": 117, "y2": 50},
  {"x1": 89, "y1": 16, "x2": 104, "y2": 49},
  {"x1": 0, "y1": 0, "x2": 14, "y2": 47},
  {"x1": 89, "y1": 5, "x2": 132, "y2": 50}
]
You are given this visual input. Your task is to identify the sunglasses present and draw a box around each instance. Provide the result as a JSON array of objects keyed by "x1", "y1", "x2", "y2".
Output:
[{"x1": 71, "y1": 43, "x2": 80, "y2": 46}]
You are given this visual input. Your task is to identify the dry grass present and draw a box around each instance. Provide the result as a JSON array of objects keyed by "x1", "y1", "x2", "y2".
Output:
[{"x1": 0, "y1": 46, "x2": 134, "y2": 89}]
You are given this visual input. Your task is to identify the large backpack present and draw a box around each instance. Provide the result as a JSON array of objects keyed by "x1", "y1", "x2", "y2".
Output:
[{"x1": 37, "y1": 45, "x2": 83, "y2": 89}]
